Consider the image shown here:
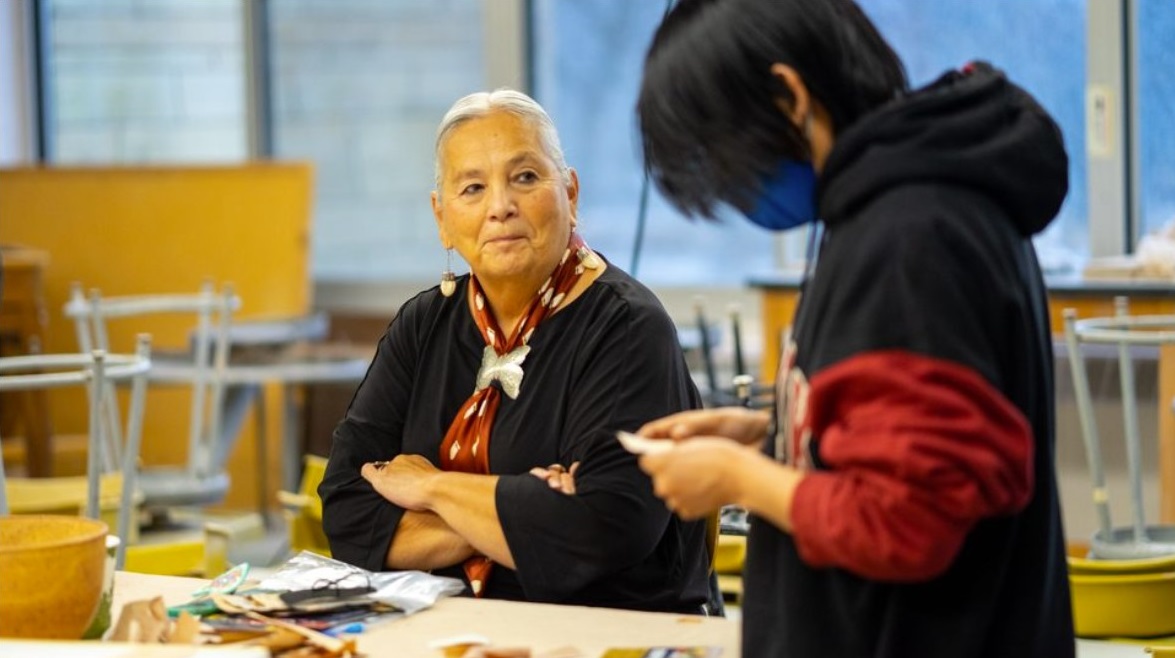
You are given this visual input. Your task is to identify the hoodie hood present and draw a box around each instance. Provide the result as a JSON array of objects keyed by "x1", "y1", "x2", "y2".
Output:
[{"x1": 817, "y1": 62, "x2": 1068, "y2": 237}]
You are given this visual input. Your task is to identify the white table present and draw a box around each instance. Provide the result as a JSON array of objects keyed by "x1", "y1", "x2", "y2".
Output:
[
  {"x1": 2, "y1": 571, "x2": 1156, "y2": 657},
  {"x1": 106, "y1": 571, "x2": 739, "y2": 658},
  {"x1": 0, "y1": 640, "x2": 267, "y2": 657}
]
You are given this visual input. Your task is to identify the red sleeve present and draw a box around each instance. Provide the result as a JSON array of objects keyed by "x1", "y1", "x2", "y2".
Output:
[{"x1": 789, "y1": 350, "x2": 1033, "y2": 582}]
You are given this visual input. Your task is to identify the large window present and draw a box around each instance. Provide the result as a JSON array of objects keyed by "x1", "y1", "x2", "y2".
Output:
[
  {"x1": 530, "y1": 0, "x2": 776, "y2": 286},
  {"x1": 41, "y1": 0, "x2": 247, "y2": 163},
  {"x1": 29, "y1": 0, "x2": 1165, "y2": 285},
  {"x1": 1137, "y1": 0, "x2": 1175, "y2": 237},
  {"x1": 858, "y1": 0, "x2": 1088, "y2": 273},
  {"x1": 268, "y1": 0, "x2": 486, "y2": 282}
]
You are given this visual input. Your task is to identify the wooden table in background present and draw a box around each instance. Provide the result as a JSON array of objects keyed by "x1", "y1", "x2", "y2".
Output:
[
  {"x1": 150, "y1": 329, "x2": 370, "y2": 519},
  {"x1": 0, "y1": 244, "x2": 54, "y2": 476}
]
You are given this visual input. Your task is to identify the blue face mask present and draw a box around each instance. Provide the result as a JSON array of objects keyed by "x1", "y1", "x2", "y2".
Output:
[{"x1": 742, "y1": 160, "x2": 818, "y2": 231}]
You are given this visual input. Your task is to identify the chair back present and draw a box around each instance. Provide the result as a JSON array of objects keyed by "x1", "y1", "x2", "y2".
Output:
[
  {"x1": 0, "y1": 344, "x2": 151, "y2": 568},
  {"x1": 690, "y1": 300, "x2": 772, "y2": 409},
  {"x1": 277, "y1": 454, "x2": 330, "y2": 557},
  {"x1": 1064, "y1": 297, "x2": 1175, "y2": 559},
  {"x1": 63, "y1": 282, "x2": 240, "y2": 510}
]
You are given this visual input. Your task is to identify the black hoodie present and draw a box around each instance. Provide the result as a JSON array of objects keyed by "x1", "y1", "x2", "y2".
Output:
[
  {"x1": 742, "y1": 63, "x2": 1075, "y2": 657},
  {"x1": 820, "y1": 61, "x2": 1069, "y2": 236}
]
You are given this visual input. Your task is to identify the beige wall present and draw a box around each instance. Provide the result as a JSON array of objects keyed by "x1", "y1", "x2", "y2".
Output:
[{"x1": 0, "y1": 163, "x2": 313, "y2": 510}]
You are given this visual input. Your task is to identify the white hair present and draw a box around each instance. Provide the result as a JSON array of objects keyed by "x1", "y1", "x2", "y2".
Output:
[{"x1": 433, "y1": 88, "x2": 571, "y2": 190}]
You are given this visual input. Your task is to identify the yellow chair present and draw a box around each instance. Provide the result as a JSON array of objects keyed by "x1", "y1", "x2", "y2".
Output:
[
  {"x1": 6, "y1": 473, "x2": 140, "y2": 544},
  {"x1": 123, "y1": 522, "x2": 229, "y2": 577},
  {"x1": 714, "y1": 534, "x2": 747, "y2": 575},
  {"x1": 715, "y1": 534, "x2": 746, "y2": 605},
  {"x1": 713, "y1": 506, "x2": 748, "y2": 607},
  {"x1": 277, "y1": 454, "x2": 330, "y2": 557}
]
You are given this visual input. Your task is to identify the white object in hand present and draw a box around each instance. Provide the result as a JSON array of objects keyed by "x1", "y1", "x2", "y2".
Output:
[{"x1": 616, "y1": 431, "x2": 673, "y2": 455}]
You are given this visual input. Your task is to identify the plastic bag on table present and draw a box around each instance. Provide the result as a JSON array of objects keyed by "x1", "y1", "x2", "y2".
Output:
[{"x1": 256, "y1": 550, "x2": 465, "y2": 614}]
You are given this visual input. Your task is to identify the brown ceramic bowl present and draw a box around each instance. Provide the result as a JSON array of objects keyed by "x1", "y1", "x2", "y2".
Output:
[{"x1": 0, "y1": 515, "x2": 108, "y2": 639}]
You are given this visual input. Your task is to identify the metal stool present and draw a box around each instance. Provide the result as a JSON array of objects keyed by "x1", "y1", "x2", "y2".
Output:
[
  {"x1": 0, "y1": 344, "x2": 151, "y2": 568},
  {"x1": 1065, "y1": 297, "x2": 1175, "y2": 559}
]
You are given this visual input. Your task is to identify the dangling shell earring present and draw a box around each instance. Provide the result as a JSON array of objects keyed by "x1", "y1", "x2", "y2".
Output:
[
  {"x1": 576, "y1": 245, "x2": 601, "y2": 270},
  {"x1": 440, "y1": 248, "x2": 456, "y2": 297}
]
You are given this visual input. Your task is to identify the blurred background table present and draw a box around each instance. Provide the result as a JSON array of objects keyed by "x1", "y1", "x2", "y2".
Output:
[{"x1": 150, "y1": 314, "x2": 371, "y2": 518}]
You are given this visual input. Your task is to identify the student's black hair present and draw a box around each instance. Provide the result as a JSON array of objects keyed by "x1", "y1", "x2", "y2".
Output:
[{"x1": 637, "y1": 0, "x2": 908, "y2": 219}]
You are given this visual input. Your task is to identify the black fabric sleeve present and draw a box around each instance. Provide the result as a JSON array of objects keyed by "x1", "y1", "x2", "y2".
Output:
[
  {"x1": 318, "y1": 300, "x2": 421, "y2": 572},
  {"x1": 496, "y1": 293, "x2": 699, "y2": 602}
]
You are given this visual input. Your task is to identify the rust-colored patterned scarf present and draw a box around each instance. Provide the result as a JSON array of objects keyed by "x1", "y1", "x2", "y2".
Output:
[{"x1": 439, "y1": 232, "x2": 598, "y2": 596}]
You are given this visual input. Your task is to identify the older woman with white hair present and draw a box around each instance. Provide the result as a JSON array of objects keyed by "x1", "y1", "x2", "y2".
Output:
[{"x1": 319, "y1": 89, "x2": 711, "y2": 613}]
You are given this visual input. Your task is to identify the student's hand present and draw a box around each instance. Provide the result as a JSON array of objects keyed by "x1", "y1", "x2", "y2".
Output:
[
  {"x1": 528, "y1": 461, "x2": 580, "y2": 495},
  {"x1": 638, "y1": 438, "x2": 749, "y2": 520},
  {"x1": 361, "y1": 454, "x2": 439, "y2": 511},
  {"x1": 638, "y1": 407, "x2": 770, "y2": 446}
]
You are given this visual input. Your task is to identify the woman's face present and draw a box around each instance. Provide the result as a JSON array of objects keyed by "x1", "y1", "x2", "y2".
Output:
[{"x1": 432, "y1": 110, "x2": 578, "y2": 293}]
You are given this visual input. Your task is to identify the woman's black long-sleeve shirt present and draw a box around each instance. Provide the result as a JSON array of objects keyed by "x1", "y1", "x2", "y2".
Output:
[{"x1": 319, "y1": 264, "x2": 710, "y2": 613}]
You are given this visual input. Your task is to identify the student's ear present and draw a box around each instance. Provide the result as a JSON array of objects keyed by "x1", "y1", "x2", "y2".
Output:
[{"x1": 769, "y1": 62, "x2": 810, "y2": 127}]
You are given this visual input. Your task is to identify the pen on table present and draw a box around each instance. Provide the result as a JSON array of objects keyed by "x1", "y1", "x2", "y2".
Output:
[{"x1": 326, "y1": 622, "x2": 366, "y2": 636}]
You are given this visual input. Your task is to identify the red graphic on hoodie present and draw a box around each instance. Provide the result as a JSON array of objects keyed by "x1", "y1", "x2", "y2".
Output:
[{"x1": 773, "y1": 336, "x2": 813, "y2": 470}]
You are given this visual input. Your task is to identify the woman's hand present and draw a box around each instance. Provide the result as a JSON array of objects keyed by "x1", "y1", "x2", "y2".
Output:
[
  {"x1": 361, "y1": 454, "x2": 441, "y2": 511},
  {"x1": 638, "y1": 406, "x2": 771, "y2": 446},
  {"x1": 528, "y1": 461, "x2": 580, "y2": 494}
]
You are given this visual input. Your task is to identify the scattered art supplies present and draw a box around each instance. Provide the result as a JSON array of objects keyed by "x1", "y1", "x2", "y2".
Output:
[
  {"x1": 191, "y1": 561, "x2": 252, "y2": 598},
  {"x1": 111, "y1": 551, "x2": 463, "y2": 657},
  {"x1": 256, "y1": 550, "x2": 465, "y2": 615}
]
